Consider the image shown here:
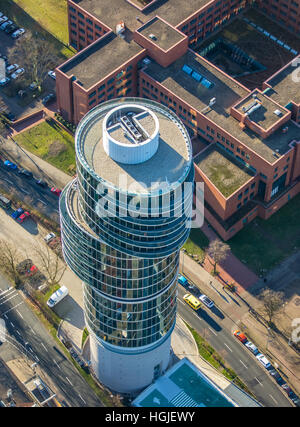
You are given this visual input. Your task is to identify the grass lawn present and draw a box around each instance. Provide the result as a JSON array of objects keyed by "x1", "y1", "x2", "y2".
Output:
[
  {"x1": 14, "y1": 119, "x2": 76, "y2": 175},
  {"x1": 0, "y1": 0, "x2": 75, "y2": 59},
  {"x1": 229, "y1": 193, "x2": 300, "y2": 274},
  {"x1": 184, "y1": 228, "x2": 210, "y2": 260}
]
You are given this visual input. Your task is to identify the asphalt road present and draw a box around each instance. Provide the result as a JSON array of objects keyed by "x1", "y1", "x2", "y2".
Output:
[
  {"x1": 177, "y1": 285, "x2": 292, "y2": 407},
  {"x1": 0, "y1": 274, "x2": 103, "y2": 407},
  {"x1": 0, "y1": 159, "x2": 60, "y2": 222}
]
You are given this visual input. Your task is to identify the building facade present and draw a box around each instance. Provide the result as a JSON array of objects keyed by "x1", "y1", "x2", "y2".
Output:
[
  {"x1": 59, "y1": 98, "x2": 194, "y2": 393},
  {"x1": 56, "y1": 0, "x2": 300, "y2": 240}
]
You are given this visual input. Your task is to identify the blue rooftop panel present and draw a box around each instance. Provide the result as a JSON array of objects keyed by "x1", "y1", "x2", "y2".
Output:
[{"x1": 182, "y1": 64, "x2": 192, "y2": 75}]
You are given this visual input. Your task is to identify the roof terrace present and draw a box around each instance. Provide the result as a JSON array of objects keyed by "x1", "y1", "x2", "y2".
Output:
[{"x1": 194, "y1": 145, "x2": 254, "y2": 198}]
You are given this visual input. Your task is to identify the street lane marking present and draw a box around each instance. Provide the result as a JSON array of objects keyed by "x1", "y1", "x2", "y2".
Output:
[
  {"x1": 2, "y1": 302, "x2": 24, "y2": 315},
  {"x1": 20, "y1": 188, "x2": 29, "y2": 194},
  {"x1": 0, "y1": 287, "x2": 13, "y2": 297},
  {"x1": 10, "y1": 322, "x2": 15, "y2": 328},
  {"x1": 3, "y1": 314, "x2": 8, "y2": 319},
  {"x1": 239, "y1": 360, "x2": 248, "y2": 369},
  {"x1": 208, "y1": 327, "x2": 218, "y2": 336},
  {"x1": 269, "y1": 394, "x2": 278, "y2": 405},
  {"x1": 224, "y1": 343, "x2": 233, "y2": 352},
  {"x1": 54, "y1": 360, "x2": 61, "y2": 370},
  {"x1": 0, "y1": 289, "x2": 16, "y2": 302},
  {"x1": 38, "y1": 199, "x2": 47, "y2": 205},
  {"x1": 255, "y1": 377, "x2": 264, "y2": 387},
  {"x1": 78, "y1": 394, "x2": 86, "y2": 404},
  {"x1": 16, "y1": 310, "x2": 23, "y2": 320},
  {"x1": 3, "y1": 178, "x2": 13, "y2": 185},
  {"x1": 30, "y1": 327, "x2": 36, "y2": 336},
  {"x1": 16, "y1": 330, "x2": 22, "y2": 337},
  {"x1": 0, "y1": 293, "x2": 19, "y2": 305},
  {"x1": 66, "y1": 377, "x2": 73, "y2": 386},
  {"x1": 40, "y1": 342, "x2": 47, "y2": 351}
]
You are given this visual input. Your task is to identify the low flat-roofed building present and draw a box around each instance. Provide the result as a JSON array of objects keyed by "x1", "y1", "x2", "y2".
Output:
[
  {"x1": 0, "y1": 358, "x2": 34, "y2": 407},
  {"x1": 132, "y1": 358, "x2": 259, "y2": 407},
  {"x1": 60, "y1": 33, "x2": 144, "y2": 90}
]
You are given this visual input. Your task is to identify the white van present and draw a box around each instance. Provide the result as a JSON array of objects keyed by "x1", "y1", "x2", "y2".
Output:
[{"x1": 47, "y1": 286, "x2": 68, "y2": 308}]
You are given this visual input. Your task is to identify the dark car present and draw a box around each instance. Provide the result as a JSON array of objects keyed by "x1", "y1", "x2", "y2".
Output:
[
  {"x1": 275, "y1": 376, "x2": 286, "y2": 386},
  {"x1": 3, "y1": 111, "x2": 16, "y2": 122},
  {"x1": 4, "y1": 160, "x2": 17, "y2": 170},
  {"x1": 18, "y1": 168, "x2": 33, "y2": 178},
  {"x1": 36, "y1": 179, "x2": 47, "y2": 187},
  {"x1": 42, "y1": 93, "x2": 56, "y2": 105},
  {"x1": 5, "y1": 24, "x2": 18, "y2": 34}
]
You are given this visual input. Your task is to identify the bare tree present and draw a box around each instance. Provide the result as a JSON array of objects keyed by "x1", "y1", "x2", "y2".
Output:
[
  {"x1": 0, "y1": 239, "x2": 23, "y2": 286},
  {"x1": 258, "y1": 288, "x2": 285, "y2": 326},
  {"x1": 206, "y1": 238, "x2": 230, "y2": 275},
  {"x1": 32, "y1": 243, "x2": 66, "y2": 287},
  {"x1": 7, "y1": 32, "x2": 59, "y2": 92}
]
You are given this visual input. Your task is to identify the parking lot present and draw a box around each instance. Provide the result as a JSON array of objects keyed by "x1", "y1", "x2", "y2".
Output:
[{"x1": 0, "y1": 12, "x2": 56, "y2": 120}]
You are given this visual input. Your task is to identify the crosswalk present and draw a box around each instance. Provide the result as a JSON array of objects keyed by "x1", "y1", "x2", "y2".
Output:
[{"x1": 0, "y1": 287, "x2": 23, "y2": 316}]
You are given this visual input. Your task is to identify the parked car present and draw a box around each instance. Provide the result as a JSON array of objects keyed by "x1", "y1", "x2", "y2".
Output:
[
  {"x1": 51, "y1": 187, "x2": 61, "y2": 196},
  {"x1": 6, "y1": 63, "x2": 19, "y2": 74},
  {"x1": 36, "y1": 178, "x2": 47, "y2": 187},
  {"x1": 0, "y1": 16, "x2": 8, "y2": 25},
  {"x1": 256, "y1": 353, "x2": 272, "y2": 369},
  {"x1": 44, "y1": 232, "x2": 56, "y2": 244},
  {"x1": 1, "y1": 20, "x2": 13, "y2": 30},
  {"x1": 233, "y1": 330, "x2": 248, "y2": 344},
  {"x1": 11, "y1": 28, "x2": 25, "y2": 38},
  {"x1": 199, "y1": 294, "x2": 214, "y2": 308},
  {"x1": 47, "y1": 286, "x2": 69, "y2": 308},
  {"x1": 29, "y1": 82, "x2": 38, "y2": 91},
  {"x1": 4, "y1": 160, "x2": 17, "y2": 169},
  {"x1": 281, "y1": 384, "x2": 292, "y2": 395},
  {"x1": 245, "y1": 341, "x2": 259, "y2": 355},
  {"x1": 17, "y1": 211, "x2": 30, "y2": 223},
  {"x1": 178, "y1": 274, "x2": 188, "y2": 287},
  {"x1": 18, "y1": 168, "x2": 33, "y2": 178},
  {"x1": 11, "y1": 68, "x2": 25, "y2": 80},
  {"x1": 42, "y1": 93, "x2": 56, "y2": 105},
  {"x1": 48, "y1": 70, "x2": 56, "y2": 80},
  {"x1": 5, "y1": 24, "x2": 18, "y2": 34},
  {"x1": 11, "y1": 208, "x2": 24, "y2": 219},
  {"x1": 0, "y1": 77, "x2": 10, "y2": 86}
]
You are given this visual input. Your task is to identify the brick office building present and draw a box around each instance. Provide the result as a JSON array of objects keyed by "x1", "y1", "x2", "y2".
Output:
[{"x1": 56, "y1": 0, "x2": 300, "y2": 240}]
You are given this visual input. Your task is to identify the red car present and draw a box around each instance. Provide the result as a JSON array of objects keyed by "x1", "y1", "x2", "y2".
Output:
[
  {"x1": 51, "y1": 187, "x2": 62, "y2": 196},
  {"x1": 233, "y1": 330, "x2": 248, "y2": 344},
  {"x1": 25, "y1": 265, "x2": 37, "y2": 277},
  {"x1": 17, "y1": 211, "x2": 30, "y2": 223}
]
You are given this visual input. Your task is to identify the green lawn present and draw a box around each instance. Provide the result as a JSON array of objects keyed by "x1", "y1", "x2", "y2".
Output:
[
  {"x1": 229, "y1": 193, "x2": 300, "y2": 274},
  {"x1": 0, "y1": 0, "x2": 75, "y2": 58},
  {"x1": 14, "y1": 119, "x2": 76, "y2": 175},
  {"x1": 184, "y1": 228, "x2": 210, "y2": 260}
]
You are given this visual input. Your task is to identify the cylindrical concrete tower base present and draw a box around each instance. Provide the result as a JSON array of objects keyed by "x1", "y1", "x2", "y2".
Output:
[{"x1": 89, "y1": 330, "x2": 172, "y2": 394}]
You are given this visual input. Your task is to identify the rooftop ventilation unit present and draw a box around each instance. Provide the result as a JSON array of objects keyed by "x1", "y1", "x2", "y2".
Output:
[
  {"x1": 120, "y1": 115, "x2": 143, "y2": 143},
  {"x1": 274, "y1": 109, "x2": 283, "y2": 117},
  {"x1": 149, "y1": 33, "x2": 157, "y2": 40},
  {"x1": 246, "y1": 102, "x2": 262, "y2": 116}
]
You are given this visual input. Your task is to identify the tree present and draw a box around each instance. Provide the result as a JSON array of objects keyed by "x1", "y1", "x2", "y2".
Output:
[
  {"x1": 258, "y1": 288, "x2": 285, "y2": 326},
  {"x1": 0, "y1": 239, "x2": 23, "y2": 286},
  {"x1": 32, "y1": 243, "x2": 66, "y2": 287},
  {"x1": 206, "y1": 238, "x2": 230, "y2": 275},
  {"x1": 7, "y1": 32, "x2": 59, "y2": 92}
]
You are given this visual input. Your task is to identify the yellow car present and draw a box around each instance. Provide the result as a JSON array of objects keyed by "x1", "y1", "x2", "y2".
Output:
[{"x1": 183, "y1": 293, "x2": 201, "y2": 310}]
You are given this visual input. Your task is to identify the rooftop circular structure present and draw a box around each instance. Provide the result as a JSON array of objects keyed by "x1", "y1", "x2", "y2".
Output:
[{"x1": 60, "y1": 98, "x2": 194, "y2": 394}]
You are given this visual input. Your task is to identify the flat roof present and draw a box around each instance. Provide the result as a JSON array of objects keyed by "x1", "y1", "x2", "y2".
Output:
[
  {"x1": 60, "y1": 33, "x2": 143, "y2": 89},
  {"x1": 266, "y1": 58, "x2": 300, "y2": 107},
  {"x1": 78, "y1": 99, "x2": 192, "y2": 193},
  {"x1": 195, "y1": 146, "x2": 254, "y2": 198},
  {"x1": 137, "y1": 17, "x2": 185, "y2": 51},
  {"x1": 144, "y1": 50, "x2": 300, "y2": 163},
  {"x1": 234, "y1": 90, "x2": 287, "y2": 131},
  {"x1": 133, "y1": 358, "x2": 235, "y2": 407},
  {"x1": 73, "y1": 0, "x2": 214, "y2": 32}
]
